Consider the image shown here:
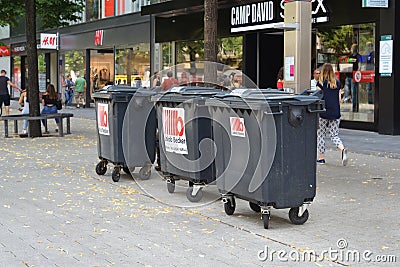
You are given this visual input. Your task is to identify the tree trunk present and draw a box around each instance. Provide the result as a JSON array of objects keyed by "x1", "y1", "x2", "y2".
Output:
[
  {"x1": 25, "y1": 0, "x2": 41, "y2": 137},
  {"x1": 204, "y1": 0, "x2": 218, "y2": 85}
]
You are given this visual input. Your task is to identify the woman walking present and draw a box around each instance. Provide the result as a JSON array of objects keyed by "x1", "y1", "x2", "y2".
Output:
[{"x1": 316, "y1": 63, "x2": 348, "y2": 166}]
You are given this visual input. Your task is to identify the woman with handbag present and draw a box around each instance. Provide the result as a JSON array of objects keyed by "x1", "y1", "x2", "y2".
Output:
[{"x1": 41, "y1": 84, "x2": 60, "y2": 133}]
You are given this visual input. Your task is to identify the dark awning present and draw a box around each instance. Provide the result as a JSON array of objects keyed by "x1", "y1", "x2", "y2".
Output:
[{"x1": 141, "y1": 0, "x2": 261, "y2": 17}]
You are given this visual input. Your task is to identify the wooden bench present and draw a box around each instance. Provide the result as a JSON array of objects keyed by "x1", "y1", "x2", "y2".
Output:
[{"x1": 0, "y1": 113, "x2": 74, "y2": 138}]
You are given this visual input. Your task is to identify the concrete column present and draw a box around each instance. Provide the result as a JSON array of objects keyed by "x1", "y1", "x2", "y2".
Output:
[{"x1": 283, "y1": 0, "x2": 312, "y2": 93}]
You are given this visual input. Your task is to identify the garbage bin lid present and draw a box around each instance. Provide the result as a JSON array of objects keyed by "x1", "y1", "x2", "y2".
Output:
[
  {"x1": 99, "y1": 85, "x2": 138, "y2": 93},
  {"x1": 164, "y1": 86, "x2": 223, "y2": 96},
  {"x1": 211, "y1": 88, "x2": 321, "y2": 106}
]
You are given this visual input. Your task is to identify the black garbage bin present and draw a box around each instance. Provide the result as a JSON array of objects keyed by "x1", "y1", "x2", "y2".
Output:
[
  {"x1": 206, "y1": 89, "x2": 324, "y2": 228},
  {"x1": 93, "y1": 85, "x2": 137, "y2": 182},
  {"x1": 121, "y1": 88, "x2": 158, "y2": 180},
  {"x1": 152, "y1": 86, "x2": 223, "y2": 202}
]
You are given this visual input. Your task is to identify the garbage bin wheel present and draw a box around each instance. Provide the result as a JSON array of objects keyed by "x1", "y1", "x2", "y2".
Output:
[
  {"x1": 288, "y1": 207, "x2": 309, "y2": 225},
  {"x1": 166, "y1": 179, "x2": 175, "y2": 194},
  {"x1": 95, "y1": 161, "x2": 107, "y2": 176},
  {"x1": 262, "y1": 213, "x2": 270, "y2": 229},
  {"x1": 224, "y1": 198, "x2": 236, "y2": 216},
  {"x1": 139, "y1": 167, "x2": 151, "y2": 180},
  {"x1": 186, "y1": 187, "x2": 203, "y2": 202},
  {"x1": 122, "y1": 166, "x2": 131, "y2": 175},
  {"x1": 112, "y1": 168, "x2": 121, "y2": 182},
  {"x1": 249, "y1": 202, "x2": 261, "y2": 213}
]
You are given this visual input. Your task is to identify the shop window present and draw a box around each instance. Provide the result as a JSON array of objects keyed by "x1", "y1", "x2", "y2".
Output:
[
  {"x1": 115, "y1": 43, "x2": 150, "y2": 87},
  {"x1": 317, "y1": 23, "x2": 375, "y2": 123}
]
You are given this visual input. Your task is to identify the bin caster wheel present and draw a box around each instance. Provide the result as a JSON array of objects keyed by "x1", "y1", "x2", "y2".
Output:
[
  {"x1": 186, "y1": 187, "x2": 203, "y2": 202},
  {"x1": 262, "y1": 213, "x2": 270, "y2": 229},
  {"x1": 112, "y1": 168, "x2": 121, "y2": 182},
  {"x1": 289, "y1": 207, "x2": 309, "y2": 225},
  {"x1": 249, "y1": 202, "x2": 261, "y2": 213},
  {"x1": 139, "y1": 167, "x2": 151, "y2": 180},
  {"x1": 224, "y1": 198, "x2": 236, "y2": 215},
  {"x1": 95, "y1": 161, "x2": 107, "y2": 175},
  {"x1": 166, "y1": 179, "x2": 175, "y2": 194},
  {"x1": 122, "y1": 166, "x2": 131, "y2": 175}
]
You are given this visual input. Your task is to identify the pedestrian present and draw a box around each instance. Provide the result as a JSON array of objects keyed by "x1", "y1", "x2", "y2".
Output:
[
  {"x1": 152, "y1": 72, "x2": 161, "y2": 88},
  {"x1": 316, "y1": 63, "x2": 348, "y2": 166},
  {"x1": 19, "y1": 89, "x2": 29, "y2": 134},
  {"x1": 64, "y1": 74, "x2": 75, "y2": 107},
  {"x1": 0, "y1": 69, "x2": 22, "y2": 116},
  {"x1": 276, "y1": 67, "x2": 284, "y2": 90},
  {"x1": 310, "y1": 68, "x2": 320, "y2": 90},
  {"x1": 74, "y1": 73, "x2": 86, "y2": 108},
  {"x1": 161, "y1": 71, "x2": 179, "y2": 90},
  {"x1": 41, "y1": 84, "x2": 60, "y2": 133}
]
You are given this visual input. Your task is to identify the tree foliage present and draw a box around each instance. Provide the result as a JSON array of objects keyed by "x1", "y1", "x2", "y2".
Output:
[{"x1": 0, "y1": 0, "x2": 84, "y2": 29}]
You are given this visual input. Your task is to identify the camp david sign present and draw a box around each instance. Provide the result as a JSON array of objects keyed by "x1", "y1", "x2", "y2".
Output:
[{"x1": 231, "y1": 0, "x2": 329, "y2": 33}]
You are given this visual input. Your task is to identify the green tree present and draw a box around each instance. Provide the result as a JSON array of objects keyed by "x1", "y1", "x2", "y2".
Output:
[
  {"x1": 0, "y1": 0, "x2": 84, "y2": 137},
  {"x1": 318, "y1": 25, "x2": 353, "y2": 70}
]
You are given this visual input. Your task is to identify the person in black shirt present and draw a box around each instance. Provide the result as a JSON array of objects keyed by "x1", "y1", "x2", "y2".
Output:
[
  {"x1": 348, "y1": 44, "x2": 360, "y2": 112},
  {"x1": 0, "y1": 69, "x2": 22, "y2": 115},
  {"x1": 41, "y1": 84, "x2": 60, "y2": 133},
  {"x1": 316, "y1": 63, "x2": 348, "y2": 166}
]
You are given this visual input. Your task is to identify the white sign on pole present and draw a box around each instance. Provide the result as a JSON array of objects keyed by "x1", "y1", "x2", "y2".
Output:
[
  {"x1": 362, "y1": 0, "x2": 388, "y2": 8},
  {"x1": 40, "y1": 33, "x2": 58, "y2": 49},
  {"x1": 284, "y1": 56, "x2": 295, "y2": 82},
  {"x1": 379, "y1": 35, "x2": 393, "y2": 77}
]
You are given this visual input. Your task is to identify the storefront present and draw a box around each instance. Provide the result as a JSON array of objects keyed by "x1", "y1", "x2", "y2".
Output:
[
  {"x1": 143, "y1": 0, "x2": 400, "y2": 135},
  {"x1": 60, "y1": 12, "x2": 151, "y2": 95}
]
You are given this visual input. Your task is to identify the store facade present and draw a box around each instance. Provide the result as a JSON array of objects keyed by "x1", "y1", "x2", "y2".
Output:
[
  {"x1": 143, "y1": 0, "x2": 400, "y2": 135},
  {"x1": 0, "y1": 11, "x2": 151, "y2": 102}
]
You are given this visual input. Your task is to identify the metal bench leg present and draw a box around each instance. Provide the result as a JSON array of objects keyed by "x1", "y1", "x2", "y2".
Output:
[
  {"x1": 14, "y1": 120, "x2": 18, "y2": 134},
  {"x1": 44, "y1": 119, "x2": 48, "y2": 133},
  {"x1": 59, "y1": 119, "x2": 64, "y2": 137},
  {"x1": 66, "y1": 118, "x2": 71, "y2": 134},
  {"x1": 4, "y1": 120, "x2": 8, "y2": 138}
]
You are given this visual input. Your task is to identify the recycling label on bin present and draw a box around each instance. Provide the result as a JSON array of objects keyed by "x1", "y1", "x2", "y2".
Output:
[
  {"x1": 97, "y1": 103, "x2": 110, "y2": 135},
  {"x1": 162, "y1": 107, "x2": 188, "y2": 154},
  {"x1": 230, "y1": 117, "x2": 246, "y2": 137}
]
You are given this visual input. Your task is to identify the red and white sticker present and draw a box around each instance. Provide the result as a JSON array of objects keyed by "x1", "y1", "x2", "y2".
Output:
[
  {"x1": 230, "y1": 117, "x2": 245, "y2": 137},
  {"x1": 162, "y1": 107, "x2": 188, "y2": 154},
  {"x1": 97, "y1": 103, "x2": 110, "y2": 135}
]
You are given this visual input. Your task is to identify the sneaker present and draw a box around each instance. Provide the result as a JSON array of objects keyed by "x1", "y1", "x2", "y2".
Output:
[
  {"x1": 342, "y1": 148, "x2": 348, "y2": 166},
  {"x1": 316, "y1": 159, "x2": 326, "y2": 165},
  {"x1": 55, "y1": 128, "x2": 59, "y2": 133},
  {"x1": 44, "y1": 131, "x2": 50, "y2": 134},
  {"x1": 76, "y1": 105, "x2": 80, "y2": 108},
  {"x1": 22, "y1": 129, "x2": 27, "y2": 134}
]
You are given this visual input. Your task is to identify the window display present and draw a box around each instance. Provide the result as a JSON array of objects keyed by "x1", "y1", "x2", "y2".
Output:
[{"x1": 317, "y1": 23, "x2": 375, "y2": 123}]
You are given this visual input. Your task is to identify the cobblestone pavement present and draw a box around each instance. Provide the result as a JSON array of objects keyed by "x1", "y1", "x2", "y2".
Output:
[{"x1": 0, "y1": 104, "x2": 399, "y2": 266}]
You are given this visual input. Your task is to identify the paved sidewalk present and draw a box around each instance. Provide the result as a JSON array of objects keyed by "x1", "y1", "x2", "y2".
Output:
[{"x1": 0, "y1": 104, "x2": 399, "y2": 266}]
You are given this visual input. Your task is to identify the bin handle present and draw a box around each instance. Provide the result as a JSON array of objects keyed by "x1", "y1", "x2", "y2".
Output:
[
  {"x1": 264, "y1": 105, "x2": 283, "y2": 115},
  {"x1": 307, "y1": 103, "x2": 325, "y2": 113}
]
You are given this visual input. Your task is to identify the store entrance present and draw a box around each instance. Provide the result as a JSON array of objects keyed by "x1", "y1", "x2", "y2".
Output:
[
  {"x1": 91, "y1": 49, "x2": 114, "y2": 91},
  {"x1": 259, "y1": 33, "x2": 284, "y2": 89}
]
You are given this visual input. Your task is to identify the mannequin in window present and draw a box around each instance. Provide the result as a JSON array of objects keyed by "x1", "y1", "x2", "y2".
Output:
[
  {"x1": 348, "y1": 44, "x2": 360, "y2": 112},
  {"x1": 365, "y1": 41, "x2": 374, "y2": 104},
  {"x1": 100, "y1": 67, "x2": 110, "y2": 82}
]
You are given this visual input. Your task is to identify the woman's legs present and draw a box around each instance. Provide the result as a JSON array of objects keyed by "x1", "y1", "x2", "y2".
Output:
[{"x1": 317, "y1": 118, "x2": 328, "y2": 160}]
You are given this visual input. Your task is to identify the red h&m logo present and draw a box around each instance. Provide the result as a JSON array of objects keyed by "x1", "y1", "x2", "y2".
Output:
[
  {"x1": 0, "y1": 46, "x2": 10, "y2": 56},
  {"x1": 230, "y1": 117, "x2": 245, "y2": 137},
  {"x1": 163, "y1": 108, "x2": 185, "y2": 137},
  {"x1": 94, "y1": 30, "x2": 104, "y2": 46}
]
